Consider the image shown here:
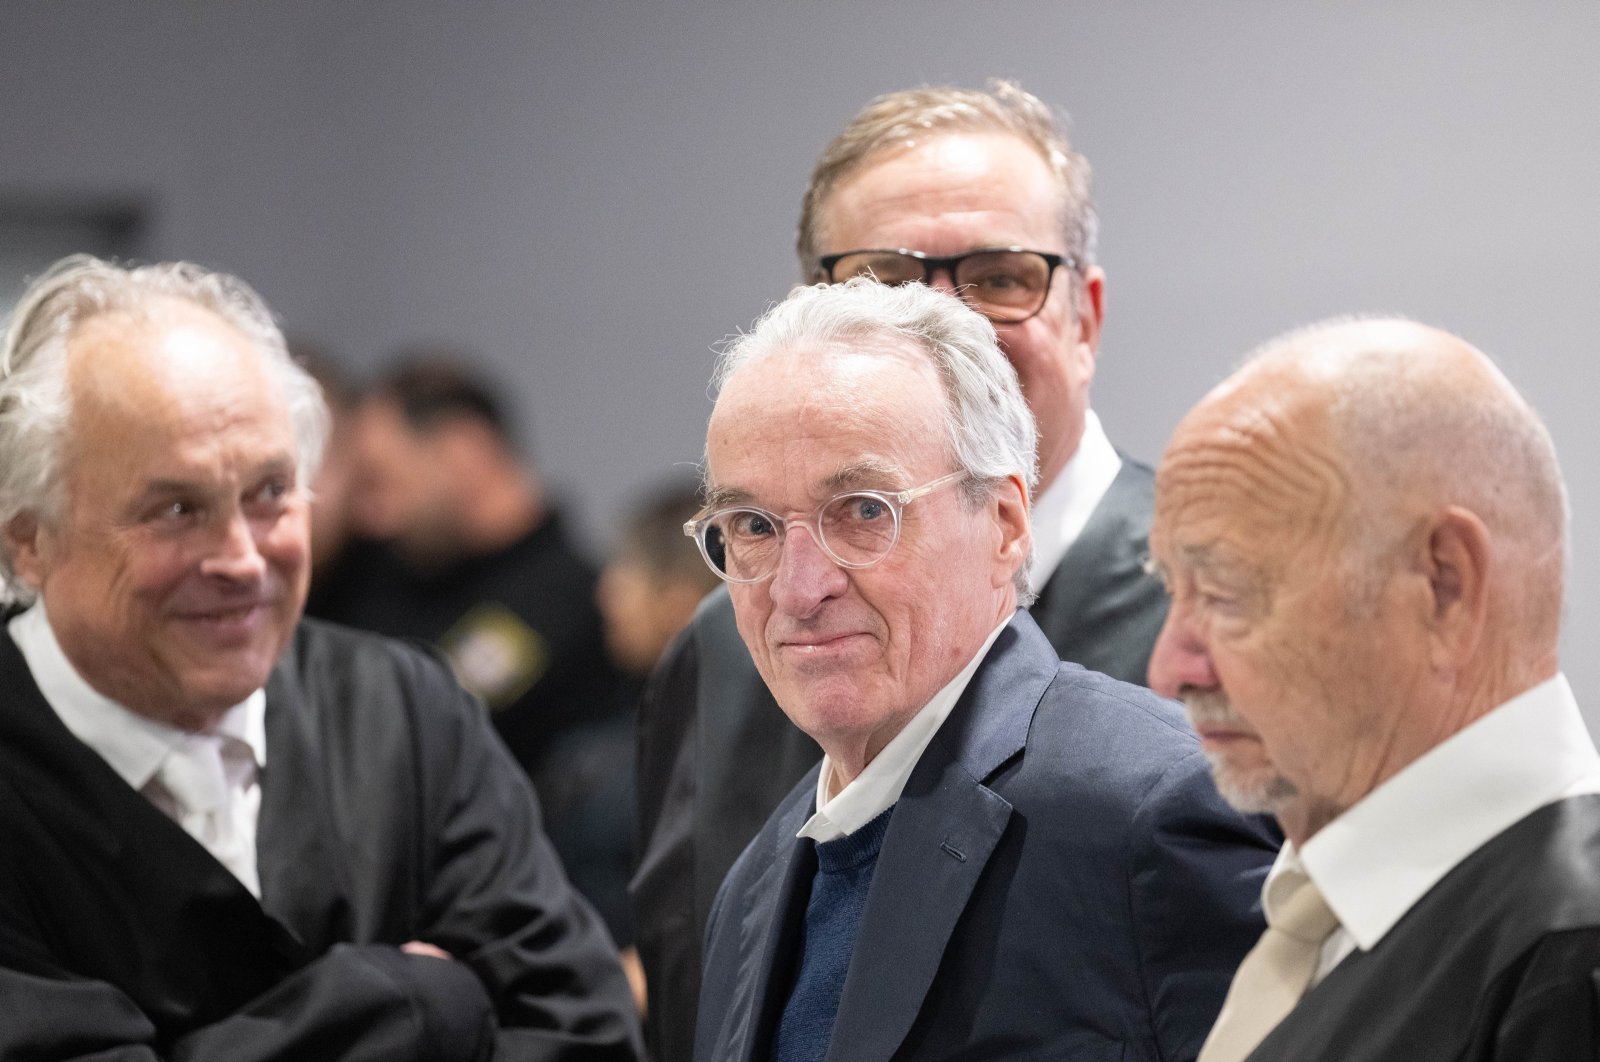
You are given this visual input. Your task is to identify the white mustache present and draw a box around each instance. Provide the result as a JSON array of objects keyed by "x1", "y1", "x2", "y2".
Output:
[{"x1": 1180, "y1": 689, "x2": 1257, "y2": 734}]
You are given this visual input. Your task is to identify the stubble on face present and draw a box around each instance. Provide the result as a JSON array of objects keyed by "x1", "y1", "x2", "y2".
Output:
[{"x1": 1181, "y1": 688, "x2": 1299, "y2": 815}]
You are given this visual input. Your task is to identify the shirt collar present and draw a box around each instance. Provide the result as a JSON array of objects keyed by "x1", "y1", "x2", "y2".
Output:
[
  {"x1": 1298, "y1": 674, "x2": 1598, "y2": 951},
  {"x1": 798, "y1": 616, "x2": 1010, "y2": 842},
  {"x1": 8, "y1": 602, "x2": 268, "y2": 790},
  {"x1": 1028, "y1": 410, "x2": 1122, "y2": 594}
]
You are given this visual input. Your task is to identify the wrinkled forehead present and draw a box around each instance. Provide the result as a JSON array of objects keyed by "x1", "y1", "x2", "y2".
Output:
[
  {"x1": 1152, "y1": 376, "x2": 1350, "y2": 567},
  {"x1": 67, "y1": 299, "x2": 274, "y2": 404},
  {"x1": 64, "y1": 302, "x2": 292, "y2": 459},
  {"x1": 707, "y1": 340, "x2": 949, "y2": 500}
]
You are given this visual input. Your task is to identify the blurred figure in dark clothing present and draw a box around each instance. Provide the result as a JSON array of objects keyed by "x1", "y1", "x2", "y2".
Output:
[
  {"x1": 289, "y1": 340, "x2": 360, "y2": 604},
  {"x1": 598, "y1": 481, "x2": 720, "y2": 679},
  {"x1": 309, "y1": 353, "x2": 629, "y2": 855},
  {"x1": 539, "y1": 480, "x2": 719, "y2": 1015}
]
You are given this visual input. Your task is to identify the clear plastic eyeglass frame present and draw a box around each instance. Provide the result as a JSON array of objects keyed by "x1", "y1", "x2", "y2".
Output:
[{"x1": 683, "y1": 470, "x2": 967, "y2": 583}]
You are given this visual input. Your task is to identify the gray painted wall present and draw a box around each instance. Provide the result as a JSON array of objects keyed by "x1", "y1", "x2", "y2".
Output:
[{"x1": 3, "y1": 2, "x2": 1596, "y2": 719}]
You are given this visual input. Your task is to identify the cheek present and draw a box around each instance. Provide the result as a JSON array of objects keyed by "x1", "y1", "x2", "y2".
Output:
[
  {"x1": 727, "y1": 587, "x2": 774, "y2": 664},
  {"x1": 264, "y1": 511, "x2": 313, "y2": 575}
]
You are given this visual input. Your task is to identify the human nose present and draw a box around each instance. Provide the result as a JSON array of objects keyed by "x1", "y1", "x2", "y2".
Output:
[
  {"x1": 1147, "y1": 605, "x2": 1218, "y2": 699},
  {"x1": 766, "y1": 521, "x2": 848, "y2": 617},
  {"x1": 925, "y1": 264, "x2": 961, "y2": 296},
  {"x1": 199, "y1": 509, "x2": 268, "y2": 582}
]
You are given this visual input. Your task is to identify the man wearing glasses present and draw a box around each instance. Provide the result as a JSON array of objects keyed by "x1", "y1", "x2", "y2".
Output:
[
  {"x1": 633, "y1": 81, "x2": 1183, "y2": 1060},
  {"x1": 688, "y1": 279, "x2": 1274, "y2": 1060}
]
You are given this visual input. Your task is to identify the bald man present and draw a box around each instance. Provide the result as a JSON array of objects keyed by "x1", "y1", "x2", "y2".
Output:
[{"x1": 1146, "y1": 318, "x2": 1600, "y2": 1060}]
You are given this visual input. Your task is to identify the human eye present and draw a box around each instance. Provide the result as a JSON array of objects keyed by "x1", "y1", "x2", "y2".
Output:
[
  {"x1": 963, "y1": 253, "x2": 1045, "y2": 298},
  {"x1": 835, "y1": 252, "x2": 921, "y2": 286},
  {"x1": 841, "y1": 494, "x2": 889, "y2": 524},
  {"x1": 141, "y1": 496, "x2": 200, "y2": 526},
  {"x1": 726, "y1": 510, "x2": 777, "y2": 539},
  {"x1": 244, "y1": 475, "x2": 293, "y2": 514}
]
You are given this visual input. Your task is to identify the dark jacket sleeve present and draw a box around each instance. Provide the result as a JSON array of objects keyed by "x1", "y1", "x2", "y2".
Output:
[
  {"x1": 392, "y1": 638, "x2": 644, "y2": 1061},
  {"x1": 0, "y1": 884, "x2": 493, "y2": 1062},
  {"x1": 630, "y1": 621, "x2": 703, "y2": 1062},
  {"x1": 1128, "y1": 749, "x2": 1278, "y2": 1062}
]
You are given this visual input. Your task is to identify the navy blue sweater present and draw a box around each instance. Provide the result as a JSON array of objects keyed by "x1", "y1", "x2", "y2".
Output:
[{"x1": 770, "y1": 804, "x2": 896, "y2": 1062}]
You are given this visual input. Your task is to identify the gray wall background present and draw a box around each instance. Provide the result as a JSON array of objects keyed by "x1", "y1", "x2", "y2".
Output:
[{"x1": 3, "y1": 2, "x2": 1596, "y2": 720}]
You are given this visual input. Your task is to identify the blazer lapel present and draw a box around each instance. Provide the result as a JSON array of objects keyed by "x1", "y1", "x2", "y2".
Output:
[
  {"x1": 1029, "y1": 456, "x2": 1166, "y2": 685},
  {"x1": 717, "y1": 786, "x2": 818, "y2": 1062},
  {"x1": 826, "y1": 614, "x2": 1057, "y2": 1062}
]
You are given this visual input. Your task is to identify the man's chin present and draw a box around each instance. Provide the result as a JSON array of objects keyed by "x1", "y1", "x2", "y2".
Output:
[{"x1": 1210, "y1": 761, "x2": 1298, "y2": 816}]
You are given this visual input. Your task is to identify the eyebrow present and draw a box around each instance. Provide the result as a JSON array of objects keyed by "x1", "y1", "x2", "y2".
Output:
[
  {"x1": 822, "y1": 459, "x2": 903, "y2": 493},
  {"x1": 701, "y1": 484, "x2": 753, "y2": 511},
  {"x1": 702, "y1": 459, "x2": 906, "y2": 513}
]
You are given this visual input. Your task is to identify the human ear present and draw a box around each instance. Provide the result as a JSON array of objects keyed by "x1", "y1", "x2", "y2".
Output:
[
  {"x1": 990, "y1": 474, "x2": 1032, "y2": 589},
  {"x1": 1422, "y1": 506, "x2": 1491, "y2": 669},
  {"x1": 1074, "y1": 266, "x2": 1106, "y2": 358},
  {"x1": 3, "y1": 512, "x2": 48, "y2": 591}
]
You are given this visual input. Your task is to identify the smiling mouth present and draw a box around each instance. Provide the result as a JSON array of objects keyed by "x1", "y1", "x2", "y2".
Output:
[
  {"x1": 177, "y1": 603, "x2": 271, "y2": 628},
  {"x1": 777, "y1": 631, "x2": 870, "y2": 654}
]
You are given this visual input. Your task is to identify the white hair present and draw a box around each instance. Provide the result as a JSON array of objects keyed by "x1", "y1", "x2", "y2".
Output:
[
  {"x1": 0, "y1": 254, "x2": 329, "y2": 605},
  {"x1": 712, "y1": 278, "x2": 1038, "y2": 598}
]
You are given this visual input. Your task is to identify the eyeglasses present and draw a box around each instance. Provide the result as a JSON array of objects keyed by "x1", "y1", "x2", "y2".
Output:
[
  {"x1": 684, "y1": 471, "x2": 967, "y2": 584},
  {"x1": 815, "y1": 247, "x2": 1076, "y2": 324}
]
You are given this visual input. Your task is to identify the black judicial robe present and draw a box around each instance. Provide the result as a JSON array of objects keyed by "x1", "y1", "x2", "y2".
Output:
[
  {"x1": 1251, "y1": 794, "x2": 1600, "y2": 1061},
  {"x1": 0, "y1": 619, "x2": 642, "y2": 1061}
]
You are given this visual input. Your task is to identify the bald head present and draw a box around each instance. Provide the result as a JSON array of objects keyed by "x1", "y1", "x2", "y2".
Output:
[
  {"x1": 1244, "y1": 319, "x2": 1564, "y2": 649},
  {"x1": 1148, "y1": 317, "x2": 1566, "y2": 841}
]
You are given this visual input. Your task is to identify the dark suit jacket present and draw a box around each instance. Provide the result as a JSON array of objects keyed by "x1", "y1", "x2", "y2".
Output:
[
  {"x1": 0, "y1": 619, "x2": 642, "y2": 1061},
  {"x1": 695, "y1": 611, "x2": 1276, "y2": 1061},
  {"x1": 1250, "y1": 794, "x2": 1600, "y2": 1061},
  {"x1": 632, "y1": 458, "x2": 1170, "y2": 1061}
]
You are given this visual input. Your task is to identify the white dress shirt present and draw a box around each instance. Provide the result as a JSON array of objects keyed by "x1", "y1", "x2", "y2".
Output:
[
  {"x1": 1264, "y1": 674, "x2": 1599, "y2": 986},
  {"x1": 9, "y1": 602, "x2": 268, "y2": 896},
  {"x1": 798, "y1": 618, "x2": 1009, "y2": 842},
  {"x1": 1028, "y1": 410, "x2": 1122, "y2": 597}
]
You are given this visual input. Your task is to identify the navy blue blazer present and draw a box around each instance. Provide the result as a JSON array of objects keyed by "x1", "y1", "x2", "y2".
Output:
[
  {"x1": 695, "y1": 611, "x2": 1277, "y2": 1062},
  {"x1": 634, "y1": 457, "x2": 1171, "y2": 1061}
]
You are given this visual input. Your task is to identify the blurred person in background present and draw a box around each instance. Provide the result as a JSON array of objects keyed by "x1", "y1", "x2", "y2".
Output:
[
  {"x1": 598, "y1": 479, "x2": 721, "y2": 680},
  {"x1": 288, "y1": 339, "x2": 360, "y2": 602},
  {"x1": 310, "y1": 354, "x2": 628, "y2": 791},
  {"x1": 539, "y1": 478, "x2": 720, "y2": 1015}
]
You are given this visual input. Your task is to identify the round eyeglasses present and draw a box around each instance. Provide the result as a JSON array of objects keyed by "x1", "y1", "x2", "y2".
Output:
[
  {"x1": 683, "y1": 471, "x2": 967, "y2": 584},
  {"x1": 815, "y1": 247, "x2": 1076, "y2": 325}
]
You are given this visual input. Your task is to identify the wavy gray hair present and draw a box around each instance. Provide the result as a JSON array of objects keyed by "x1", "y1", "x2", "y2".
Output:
[
  {"x1": 0, "y1": 254, "x2": 329, "y2": 605},
  {"x1": 712, "y1": 278, "x2": 1038, "y2": 599}
]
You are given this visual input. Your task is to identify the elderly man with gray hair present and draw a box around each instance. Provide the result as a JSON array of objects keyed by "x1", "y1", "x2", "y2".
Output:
[
  {"x1": 1148, "y1": 318, "x2": 1597, "y2": 1060},
  {"x1": 0, "y1": 255, "x2": 642, "y2": 1060},
  {"x1": 690, "y1": 279, "x2": 1276, "y2": 1061},
  {"x1": 634, "y1": 80, "x2": 1182, "y2": 1060}
]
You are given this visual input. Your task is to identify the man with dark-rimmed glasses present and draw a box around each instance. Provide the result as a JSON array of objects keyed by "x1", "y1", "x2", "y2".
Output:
[
  {"x1": 632, "y1": 81, "x2": 1189, "y2": 1060},
  {"x1": 688, "y1": 279, "x2": 1274, "y2": 1061}
]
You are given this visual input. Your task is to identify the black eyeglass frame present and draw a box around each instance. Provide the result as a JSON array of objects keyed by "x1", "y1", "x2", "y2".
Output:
[{"x1": 814, "y1": 246, "x2": 1079, "y2": 324}]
